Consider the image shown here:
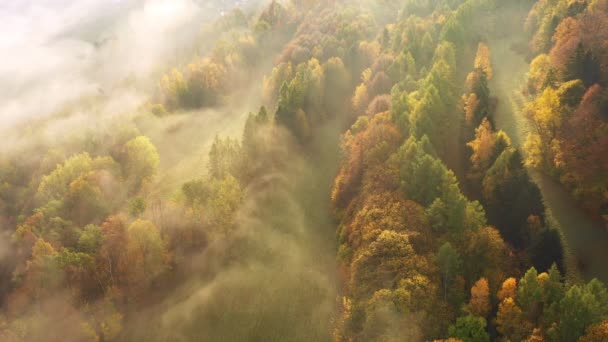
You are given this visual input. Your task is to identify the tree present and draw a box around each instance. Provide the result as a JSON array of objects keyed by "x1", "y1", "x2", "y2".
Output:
[
  {"x1": 541, "y1": 264, "x2": 564, "y2": 307},
  {"x1": 205, "y1": 175, "x2": 243, "y2": 238},
  {"x1": 352, "y1": 83, "x2": 370, "y2": 114},
  {"x1": 465, "y1": 69, "x2": 490, "y2": 127},
  {"x1": 462, "y1": 93, "x2": 480, "y2": 126},
  {"x1": 525, "y1": 87, "x2": 562, "y2": 148},
  {"x1": 160, "y1": 69, "x2": 188, "y2": 110},
  {"x1": 466, "y1": 278, "x2": 491, "y2": 318},
  {"x1": 123, "y1": 136, "x2": 160, "y2": 191},
  {"x1": 405, "y1": 154, "x2": 447, "y2": 206},
  {"x1": 580, "y1": 321, "x2": 608, "y2": 342},
  {"x1": 517, "y1": 268, "x2": 542, "y2": 321},
  {"x1": 351, "y1": 231, "x2": 425, "y2": 300},
  {"x1": 78, "y1": 224, "x2": 103, "y2": 254},
  {"x1": 361, "y1": 289, "x2": 422, "y2": 341},
  {"x1": 464, "y1": 227, "x2": 510, "y2": 288},
  {"x1": 23, "y1": 239, "x2": 61, "y2": 298},
  {"x1": 448, "y1": 315, "x2": 489, "y2": 342},
  {"x1": 527, "y1": 54, "x2": 552, "y2": 95},
  {"x1": 128, "y1": 196, "x2": 146, "y2": 217},
  {"x1": 208, "y1": 136, "x2": 241, "y2": 179},
  {"x1": 185, "y1": 60, "x2": 227, "y2": 108},
  {"x1": 496, "y1": 297, "x2": 531, "y2": 341},
  {"x1": 482, "y1": 148, "x2": 544, "y2": 248},
  {"x1": 241, "y1": 107, "x2": 270, "y2": 180},
  {"x1": 474, "y1": 43, "x2": 492, "y2": 80},
  {"x1": 37, "y1": 153, "x2": 116, "y2": 203},
  {"x1": 125, "y1": 219, "x2": 167, "y2": 297},
  {"x1": 99, "y1": 216, "x2": 128, "y2": 287},
  {"x1": 560, "y1": 85, "x2": 608, "y2": 215},
  {"x1": 63, "y1": 175, "x2": 108, "y2": 226},
  {"x1": 565, "y1": 43, "x2": 601, "y2": 87},
  {"x1": 529, "y1": 228, "x2": 564, "y2": 272},
  {"x1": 498, "y1": 278, "x2": 517, "y2": 301},
  {"x1": 437, "y1": 242, "x2": 462, "y2": 301},
  {"x1": 467, "y1": 119, "x2": 499, "y2": 182},
  {"x1": 549, "y1": 280, "x2": 608, "y2": 341}
]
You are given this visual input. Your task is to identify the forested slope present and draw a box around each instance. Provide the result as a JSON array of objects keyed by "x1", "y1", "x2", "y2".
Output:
[{"x1": 0, "y1": 0, "x2": 607, "y2": 341}]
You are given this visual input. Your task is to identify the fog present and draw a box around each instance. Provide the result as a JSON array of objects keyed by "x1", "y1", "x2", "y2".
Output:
[
  {"x1": 5, "y1": 0, "x2": 605, "y2": 341},
  {"x1": 0, "y1": 0, "x2": 256, "y2": 144},
  {"x1": 0, "y1": 0, "x2": 341, "y2": 340},
  {"x1": 127, "y1": 124, "x2": 342, "y2": 341}
]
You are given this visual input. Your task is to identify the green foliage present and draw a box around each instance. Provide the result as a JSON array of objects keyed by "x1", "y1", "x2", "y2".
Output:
[
  {"x1": 77, "y1": 224, "x2": 103, "y2": 254},
  {"x1": 123, "y1": 136, "x2": 160, "y2": 190},
  {"x1": 181, "y1": 174, "x2": 243, "y2": 237},
  {"x1": 448, "y1": 315, "x2": 490, "y2": 342},
  {"x1": 565, "y1": 43, "x2": 602, "y2": 87},
  {"x1": 517, "y1": 267, "x2": 542, "y2": 320},
  {"x1": 126, "y1": 219, "x2": 167, "y2": 287},
  {"x1": 437, "y1": 242, "x2": 462, "y2": 301},
  {"x1": 482, "y1": 148, "x2": 545, "y2": 249},
  {"x1": 37, "y1": 153, "x2": 116, "y2": 203},
  {"x1": 208, "y1": 136, "x2": 241, "y2": 179},
  {"x1": 128, "y1": 197, "x2": 146, "y2": 217},
  {"x1": 3, "y1": 1, "x2": 608, "y2": 340}
]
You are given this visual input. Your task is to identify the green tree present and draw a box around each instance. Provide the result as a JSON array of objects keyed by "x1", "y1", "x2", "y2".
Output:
[
  {"x1": 208, "y1": 136, "x2": 241, "y2": 179},
  {"x1": 448, "y1": 315, "x2": 489, "y2": 342},
  {"x1": 437, "y1": 242, "x2": 462, "y2": 301},
  {"x1": 128, "y1": 196, "x2": 147, "y2": 217},
  {"x1": 482, "y1": 148, "x2": 544, "y2": 249},
  {"x1": 517, "y1": 268, "x2": 542, "y2": 321},
  {"x1": 123, "y1": 136, "x2": 160, "y2": 191},
  {"x1": 565, "y1": 43, "x2": 601, "y2": 87},
  {"x1": 24, "y1": 238, "x2": 61, "y2": 297},
  {"x1": 550, "y1": 280, "x2": 608, "y2": 341},
  {"x1": 78, "y1": 224, "x2": 103, "y2": 253},
  {"x1": 126, "y1": 219, "x2": 167, "y2": 297}
]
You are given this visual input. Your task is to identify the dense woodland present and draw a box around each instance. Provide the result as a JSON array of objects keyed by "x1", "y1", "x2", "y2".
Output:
[{"x1": 0, "y1": 0, "x2": 607, "y2": 341}]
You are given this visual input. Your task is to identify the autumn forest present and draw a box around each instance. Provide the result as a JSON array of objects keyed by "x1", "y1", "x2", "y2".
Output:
[{"x1": 0, "y1": 0, "x2": 607, "y2": 341}]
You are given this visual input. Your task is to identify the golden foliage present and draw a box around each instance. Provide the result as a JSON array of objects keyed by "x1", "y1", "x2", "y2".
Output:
[
  {"x1": 474, "y1": 43, "x2": 493, "y2": 80},
  {"x1": 466, "y1": 278, "x2": 491, "y2": 318}
]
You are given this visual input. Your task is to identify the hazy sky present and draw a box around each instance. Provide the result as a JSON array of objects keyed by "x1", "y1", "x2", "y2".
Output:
[{"x1": 0, "y1": 0, "x2": 222, "y2": 135}]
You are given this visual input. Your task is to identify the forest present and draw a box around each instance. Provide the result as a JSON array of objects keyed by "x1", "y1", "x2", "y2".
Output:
[{"x1": 0, "y1": 0, "x2": 607, "y2": 341}]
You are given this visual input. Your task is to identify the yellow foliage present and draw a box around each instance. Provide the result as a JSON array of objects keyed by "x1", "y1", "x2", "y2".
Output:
[
  {"x1": 527, "y1": 54, "x2": 552, "y2": 94},
  {"x1": 524, "y1": 133, "x2": 544, "y2": 168},
  {"x1": 352, "y1": 83, "x2": 370, "y2": 113},
  {"x1": 467, "y1": 278, "x2": 491, "y2": 318},
  {"x1": 496, "y1": 297, "x2": 532, "y2": 341},
  {"x1": 526, "y1": 87, "x2": 562, "y2": 135},
  {"x1": 498, "y1": 277, "x2": 517, "y2": 301},
  {"x1": 474, "y1": 43, "x2": 493, "y2": 80},
  {"x1": 523, "y1": 328, "x2": 545, "y2": 342},
  {"x1": 468, "y1": 118, "x2": 495, "y2": 170},
  {"x1": 580, "y1": 321, "x2": 608, "y2": 342},
  {"x1": 462, "y1": 93, "x2": 480, "y2": 125}
]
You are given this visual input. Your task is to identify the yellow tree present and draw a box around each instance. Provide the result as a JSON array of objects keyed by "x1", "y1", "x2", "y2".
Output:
[
  {"x1": 474, "y1": 43, "x2": 493, "y2": 80},
  {"x1": 496, "y1": 297, "x2": 532, "y2": 341},
  {"x1": 159, "y1": 69, "x2": 187, "y2": 110},
  {"x1": 462, "y1": 93, "x2": 480, "y2": 126},
  {"x1": 523, "y1": 328, "x2": 545, "y2": 342},
  {"x1": 498, "y1": 277, "x2": 517, "y2": 301},
  {"x1": 123, "y1": 136, "x2": 160, "y2": 192},
  {"x1": 24, "y1": 238, "x2": 60, "y2": 299},
  {"x1": 527, "y1": 54, "x2": 552, "y2": 95},
  {"x1": 580, "y1": 321, "x2": 608, "y2": 342},
  {"x1": 468, "y1": 119, "x2": 495, "y2": 169},
  {"x1": 125, "y1": 219, "x2": 167, "y2": 298},
  {"x1": 466, "y1": 278, "x2": 491, "y2": 318}
]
